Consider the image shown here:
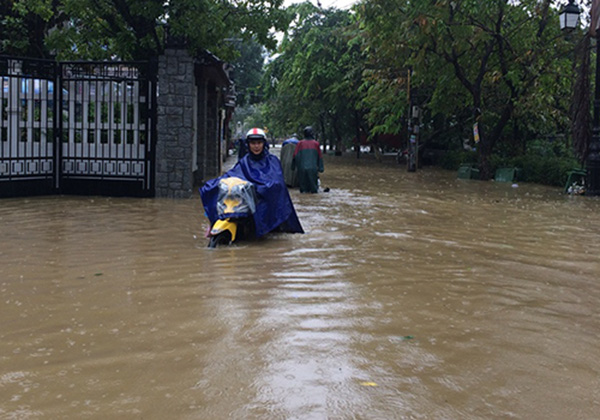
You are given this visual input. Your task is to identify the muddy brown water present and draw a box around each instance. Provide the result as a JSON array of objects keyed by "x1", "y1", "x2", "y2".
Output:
[{"x1": 1, "y1": 151, "x2": 599, "y2": 419}]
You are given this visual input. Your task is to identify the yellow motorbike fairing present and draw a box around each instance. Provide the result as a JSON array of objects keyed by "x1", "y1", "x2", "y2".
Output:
[
  {"x1": 222, "y1": 197, "x2": 241, "y2": 214},
  {"x1": 220, "y1": 176, "x2": 248, "y2": 189},
  {"x1": 210, "y1": 218, "x2": 238, "y2": 242}
]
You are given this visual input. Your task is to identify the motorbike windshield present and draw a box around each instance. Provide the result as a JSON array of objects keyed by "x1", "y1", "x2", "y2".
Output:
[{"x1": 216, "y1": 177, "x2": 257, "y2": 218}]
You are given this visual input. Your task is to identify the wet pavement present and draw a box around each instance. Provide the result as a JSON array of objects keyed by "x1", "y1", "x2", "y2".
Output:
[{"x1": 1, "y1": 150, "x2": 600, "y2": 419}]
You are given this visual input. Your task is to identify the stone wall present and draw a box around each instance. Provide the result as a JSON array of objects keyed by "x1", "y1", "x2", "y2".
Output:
[{"x1": 155, "y1": 47, "x2": 196, "y2": 198}]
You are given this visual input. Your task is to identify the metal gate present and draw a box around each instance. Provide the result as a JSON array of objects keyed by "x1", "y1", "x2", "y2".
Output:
[{"x1": 0, "y1": 56, "x2": 157, "y2": 198}]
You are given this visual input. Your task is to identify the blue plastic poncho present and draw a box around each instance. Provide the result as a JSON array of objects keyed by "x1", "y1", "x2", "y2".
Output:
[{"x1": 200, "y1": 147, "x2": 304, "y2": 238}]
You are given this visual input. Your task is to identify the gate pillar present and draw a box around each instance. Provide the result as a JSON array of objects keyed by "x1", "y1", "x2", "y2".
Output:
[{"x1": 156, "y1": 47, "x2": 196, "y2": 198}]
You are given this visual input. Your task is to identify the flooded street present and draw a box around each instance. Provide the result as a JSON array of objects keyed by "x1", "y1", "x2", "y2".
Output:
[{"x1": 1, "y1": 151, "x2": 600, "y2": 419}]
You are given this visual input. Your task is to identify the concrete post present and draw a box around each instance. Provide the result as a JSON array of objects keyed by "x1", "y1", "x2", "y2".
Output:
[{"x1": 156, "y1": 47, "x2": 196, "y2": 198}]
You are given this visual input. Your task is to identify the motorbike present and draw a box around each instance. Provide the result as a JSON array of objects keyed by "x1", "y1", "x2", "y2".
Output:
[{"x1": 207, "y1": 176, "x2": 257, "y2": 248}]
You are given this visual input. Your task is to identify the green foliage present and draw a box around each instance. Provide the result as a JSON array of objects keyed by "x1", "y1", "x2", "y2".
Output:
[
  {"x1": 4, "y1": 0, "x2": 290, "y2": 60},
  {"x1": 510, "y1": 154, "x2": 579, "y2": 187},
  {"x1": 241, "y1": 103, "x2": 268, "y2": 134},
  {"x1": 1, "y1": 0, "x2": 63, "y2": 57},
  {"x1": 503, "y1": 137, "x2": 579, "y2": 186},
  {"x1": 441, "y1": 137, "x2": 579, "y2": 187},
  {"x1": 439, "y1": 150, "x2": 478, "y2": 171},
  {"x1": 357, "y1": 0, "x2": 577, "y2": 179},
  {"x1": 263, "y1": 3, "x2": 365, "y2": 147},
  {"x1": 166, "y1": 0, "x2": 290, "y2": 61},
  {"x1": 356, "y1": 0, "x2": 413, "y2": 136},
  {"x1": 232, "y1": 39, "x2": 267, "y2": 107},
  {"x1": 232, "y1": 103, "x2": 270, "y2": 138}
]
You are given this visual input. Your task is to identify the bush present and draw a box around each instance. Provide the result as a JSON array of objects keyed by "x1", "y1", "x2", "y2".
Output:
[
  {"x1": 435, "y1": 135, "x2": 580, "y2": 187},
  {"x1": 510, "y1": 155, "x2": 579, "y2": 186},
  {"x1": 439, "y1": 149, "x2": 477, "y2": 170}
]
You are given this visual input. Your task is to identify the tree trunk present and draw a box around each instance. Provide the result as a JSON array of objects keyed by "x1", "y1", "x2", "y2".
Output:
[
  {"x1": 571, "y1": 34, "x2": 591, "y2": 163},
  {"x1": 354, "y1": 110, "x2": 365, "y2": 158},
  {"x1": 478, "y1": 102, "x2": 514, "y2": 180},
  {"x1": 318, "y1": 115, "x2": 327, "y2": 154}
]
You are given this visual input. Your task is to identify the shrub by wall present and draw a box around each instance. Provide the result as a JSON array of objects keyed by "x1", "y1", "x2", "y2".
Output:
[
  {"x1": 439, "y1": 150, "x2": 478, "y2": 170},
  {"x1": 435, "y1": 148, "x2": 580, "y2": 187},
  {"x1": 510, "y1": 155, "x2": 580, "y2": 187}
]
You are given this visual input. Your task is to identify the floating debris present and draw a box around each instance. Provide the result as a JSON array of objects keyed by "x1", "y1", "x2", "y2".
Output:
[
  {"x1": 567, "y1": 182, "x2": 585, "y2": 195},
  {"x1": 360, "y1": 381, "x2": 378, "y2": 387}
]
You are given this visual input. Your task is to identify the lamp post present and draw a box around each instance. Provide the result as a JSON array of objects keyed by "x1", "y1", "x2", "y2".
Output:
[
  {"x1": 559, "y1": 0, "x2": 600, "y2": 196},
  {"x1": 559, "y1": 0, "x2": 580, "y2": 31},
  {"x1": 589, "y1": 13, "x2": 600, "y2": 195},
  {"x1": 562, "y1": 0, "x2": 600, "y2": 195}
]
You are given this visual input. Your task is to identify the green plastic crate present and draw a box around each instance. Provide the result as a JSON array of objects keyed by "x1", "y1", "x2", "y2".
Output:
[
  {"x1": 495, "y1": 167, "x2": 520, "y2": 182},
  {"x1": 458, "y1": 165, "x2": 480, "y2": 180}
]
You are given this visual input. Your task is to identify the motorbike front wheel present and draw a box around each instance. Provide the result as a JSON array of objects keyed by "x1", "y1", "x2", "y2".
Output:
[{"x1": 208, "y1": 230, "x2": 233, "y2": 248}]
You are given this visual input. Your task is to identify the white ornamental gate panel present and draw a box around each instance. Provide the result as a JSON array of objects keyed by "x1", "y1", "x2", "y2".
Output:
[
  {"x1": 0, "y1": 56, "x2": 157, "y2": 198},
  {"x1": 0, "y1": 57, "x2": 57, "y2": 196},
  {"x1": 58, "y1": 61, "x2": 157, "y2": 197}
]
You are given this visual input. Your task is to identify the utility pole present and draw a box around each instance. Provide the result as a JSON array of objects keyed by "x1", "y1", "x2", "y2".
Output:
[{"x1": 407, "y1": 71, "x2": 419, "y2": 172}]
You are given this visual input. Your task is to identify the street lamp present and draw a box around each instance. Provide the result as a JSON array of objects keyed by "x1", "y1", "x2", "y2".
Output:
[
  {"x1": 584, "y1": 0, "x2": 600, "y2": 196},
  {"x1": 562, "y1": 1, "x2": 600, "y2": 195},
  {"x1": 590, "y1": 40, "x2": 600, "y2": 195},
  {"x1": 559, "y1": 0, "x2": 581, "y2": 31}
]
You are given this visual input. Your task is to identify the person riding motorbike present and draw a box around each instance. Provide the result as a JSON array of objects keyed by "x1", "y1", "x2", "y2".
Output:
[{"x1": 200, "y1": 128, "x2": 304, "y2": 245}]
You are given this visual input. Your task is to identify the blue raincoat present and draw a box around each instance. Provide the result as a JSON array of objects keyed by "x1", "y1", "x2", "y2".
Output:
[{"x1": 200, "y1": 147, "x2": 304, "y2": 238}]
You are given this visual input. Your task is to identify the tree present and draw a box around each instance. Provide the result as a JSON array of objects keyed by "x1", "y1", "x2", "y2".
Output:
[
  {"x1": 44, "y1": 0, "x2": 165, "y2": 60},
  {"x1": 355, "y1": 0, "x2": 412, "y2": 138},
  {"x1": 264, "y1": 2, "x2": 366, "y2": 152},
  {"x1": 0, "y1": 0, "x2": 65, "y2": 58},
  {"x1": 231, "y1": 39, "x2": 267, "y2": 107},
  {"x1": 3, "y1": 0, "x2": 290, "y2": 61},
  {"x1": 359, "y1": 0, "x2": 575, "y2": 178}
]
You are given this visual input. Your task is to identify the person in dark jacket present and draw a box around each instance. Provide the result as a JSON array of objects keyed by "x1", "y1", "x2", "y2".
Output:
[
  {"x1": 236, "y1": 136, "x2": 248, "y2": 161},
  {"x1": 292, "y1": 126, "x2": 324, "y2": 193},
  {"x1": 201, "y1": 128, "x2": 303, "y2": 238}
]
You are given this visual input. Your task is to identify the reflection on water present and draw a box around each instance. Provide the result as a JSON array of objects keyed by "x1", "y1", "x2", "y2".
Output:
[{"x1": 1, "y1": 153, "x2": 600, "y2": 419}]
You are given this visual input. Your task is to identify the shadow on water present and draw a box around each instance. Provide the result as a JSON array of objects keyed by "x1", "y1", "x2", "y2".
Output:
[{"x1": 1, "y1": 151, "x2": 600, "y2": 419}]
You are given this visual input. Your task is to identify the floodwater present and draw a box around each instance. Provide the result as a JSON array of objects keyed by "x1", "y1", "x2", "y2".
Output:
[{"x1": 1, "y1": 151, "x2": 599, "y2": 420}]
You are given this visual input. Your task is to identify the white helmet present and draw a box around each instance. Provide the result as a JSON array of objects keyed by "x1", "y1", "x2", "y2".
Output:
[{"x1": 246, "y1": 128, "x2": 267, "y2": 142}]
